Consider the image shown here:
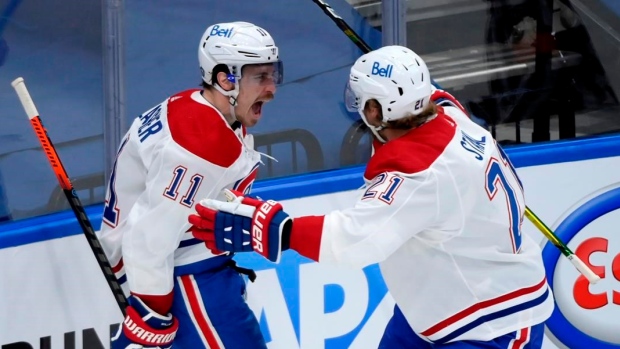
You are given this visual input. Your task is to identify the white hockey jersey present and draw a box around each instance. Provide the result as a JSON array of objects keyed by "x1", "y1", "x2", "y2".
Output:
[
  {"x1": 317, "y1": 105, "x2": 554, "y2": 343},
  {"x1": 98, "y1": 89, "x2": 261, "y2": 298}
]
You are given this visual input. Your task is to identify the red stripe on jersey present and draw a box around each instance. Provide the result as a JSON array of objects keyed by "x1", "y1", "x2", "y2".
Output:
[
  {"x1": 234, "y1": 164, "x2": 259, "y2": 194},
  {"x1": 510, "y1": 327, "x2": 530, "y2": 349},
  {"x1": 180, "y1": 275, "x2": 222, "y2": 348},
  {"x1": 167, "y1": 90, "x2": 242, "y2": 167},
  {"x1": 431, "y1": 89, "x2": 469, "y2": 116},
  {"x1": 365, "y1": 112, "x2": 456, "y2": 180},
  {"x1": 421, "y1": 278, "x2": 547, "y2": 337},
  {"x1": 112, "y1": 258, "x2": 124, "y2": 273}
]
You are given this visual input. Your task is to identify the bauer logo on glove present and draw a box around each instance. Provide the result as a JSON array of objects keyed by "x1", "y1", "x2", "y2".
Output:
[
  {"x1": 188, "y1": 189, "x2": 292, "y2": 263},
  {"x1": 251, "y1": 199, "x2": 282, "y2": 253}
]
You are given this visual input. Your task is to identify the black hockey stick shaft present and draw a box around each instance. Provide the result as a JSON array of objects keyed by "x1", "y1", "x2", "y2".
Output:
[
  {"x1": 11, "y1": 77, "x2": 129, "y2": 314},
  {"x1": 311, "y1": 0, "x2": 373, "y2": 53},
  {"x1": 310, "y1": 0, "x2": 600, "y2": 284}
]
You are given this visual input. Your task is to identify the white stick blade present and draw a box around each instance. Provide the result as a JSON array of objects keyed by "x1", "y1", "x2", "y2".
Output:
[
  {"x1": 11, "y1": 77, "x2": 40, "y2": 120},
  {"x1": 569, "y1": 255, "x2": 601, "y2": 284}
]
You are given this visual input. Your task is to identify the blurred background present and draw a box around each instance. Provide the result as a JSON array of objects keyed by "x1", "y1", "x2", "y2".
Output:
[{"x1": 0, "y1": 0, "x2": 618, "y2": 222}]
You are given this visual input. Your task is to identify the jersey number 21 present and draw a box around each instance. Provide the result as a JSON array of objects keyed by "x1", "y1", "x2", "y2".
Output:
[{"x1": 485, "y1": 144, "x2": 524, "y2": 253}]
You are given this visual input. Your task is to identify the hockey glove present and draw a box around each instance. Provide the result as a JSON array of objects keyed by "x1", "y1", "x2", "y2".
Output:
[
  {"x1": 189, "y1": 189, "x2": 292, "y2": 263},
  {"x1": 111, "y1": 296, "x2": 178, "y2": 349}
]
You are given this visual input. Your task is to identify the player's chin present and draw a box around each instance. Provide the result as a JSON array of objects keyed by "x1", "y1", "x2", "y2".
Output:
[{"x1": 239, "y1": 111, "x2": 260, "y2": 127}]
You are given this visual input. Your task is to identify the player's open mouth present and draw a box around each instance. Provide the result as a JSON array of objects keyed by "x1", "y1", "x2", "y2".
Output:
[{"x1": 251, "y1": 101, "x2": 264, "y2": 117}]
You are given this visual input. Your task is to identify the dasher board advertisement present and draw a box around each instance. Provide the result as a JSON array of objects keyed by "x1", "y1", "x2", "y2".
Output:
[{"x1": 1, "y1": 139, "x2": 619, "y2": 349}]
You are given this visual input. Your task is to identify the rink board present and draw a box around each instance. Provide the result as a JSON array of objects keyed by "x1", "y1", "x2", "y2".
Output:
[{"x1": 1, "y1": 135, "x2": 620, "y2": 349}]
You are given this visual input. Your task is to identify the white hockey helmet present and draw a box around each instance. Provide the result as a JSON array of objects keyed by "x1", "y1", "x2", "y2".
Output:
[
  {"x1": 198, "y1": 21, "x2": 282, "y2": 90},
  {"x1": 346, "y1": 45, "x2": 432, "y2": 140}
]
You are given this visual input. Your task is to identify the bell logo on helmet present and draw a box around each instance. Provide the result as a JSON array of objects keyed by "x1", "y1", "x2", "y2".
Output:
[
  {"x1": 371, "y1": 62, "x2": 393, "y2": 78},
  {"x1": 209, "y1": 25, "x2": 233, "y2": 38}
]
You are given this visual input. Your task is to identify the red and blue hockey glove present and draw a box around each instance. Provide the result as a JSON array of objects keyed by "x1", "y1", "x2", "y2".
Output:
[
  {"x1": 189, "y1": 190, "x2": 292, "y2": 263},
  {"x1": 111, "y1": 295, "x2": 178, "y2": 349}
]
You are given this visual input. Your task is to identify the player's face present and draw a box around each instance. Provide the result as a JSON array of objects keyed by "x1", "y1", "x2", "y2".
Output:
[{"x1": 236, "y1": 63, "x2": 281, "y2": 127}]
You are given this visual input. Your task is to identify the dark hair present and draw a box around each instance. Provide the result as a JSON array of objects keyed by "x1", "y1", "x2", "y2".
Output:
[{"x1": 201, "y1": 64, "x2": 231, "y2": 90}]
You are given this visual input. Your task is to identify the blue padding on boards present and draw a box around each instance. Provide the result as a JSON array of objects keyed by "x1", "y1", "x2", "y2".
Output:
[{"x1": 1, "y1": 133, "x2": 620, "y2": 249}]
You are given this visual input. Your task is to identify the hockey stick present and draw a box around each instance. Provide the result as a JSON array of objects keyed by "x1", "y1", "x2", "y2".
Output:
[
  {"x1": 11, "y1": 77, "x2": 129, "y2": 314},
  {"x1": 525, "y1": 207, "x2": 599, "y2": 283},
  {"x1": 311, "y1": 0, "x2": 373, "y2": 53},
  {"x1": 311, "y1": 0, "x2": 601, "y2": 284}
]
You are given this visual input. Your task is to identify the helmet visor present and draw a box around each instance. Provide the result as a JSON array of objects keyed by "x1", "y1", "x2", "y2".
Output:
[
  {"x1": 344, "y1": 81, "x2": 361, "y2": 113},
  {"x1": 240, "y1": 61, "x2": 284, "y2": 86}
]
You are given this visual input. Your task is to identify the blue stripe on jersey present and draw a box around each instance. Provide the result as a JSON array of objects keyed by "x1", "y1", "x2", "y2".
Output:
[
  {"x1": 173, "y1": 254, "x2": 233, "y2": 277},
  {"x1": 434, "y1": 287, "x2": 550, "y2": 344},
  {"x1": 117, "y1": 274, "x2": 127, "y2": 285},
  {"x1": 178, "y1": 237, "x2": 204, "y2": 248}
]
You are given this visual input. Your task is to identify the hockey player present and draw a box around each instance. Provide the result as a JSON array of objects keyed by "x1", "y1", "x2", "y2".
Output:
[
  {"x1": 98, "y1": 21, "x2": 282, "y2": 349},
  {"x1": 188, "y1": 45, "x2": 554, "y2": 348}
]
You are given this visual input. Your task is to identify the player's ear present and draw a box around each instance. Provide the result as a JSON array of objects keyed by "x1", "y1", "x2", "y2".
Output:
[
  {"x1": 364, "y1": 99, "x2": 383, "y2": 125},
  {"x1": 215, "y1": 71, "x2": 234, "y2": 91}
]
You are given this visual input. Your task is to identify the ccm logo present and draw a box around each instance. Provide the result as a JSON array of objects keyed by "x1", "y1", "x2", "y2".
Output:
[
  {"x1": 252, "y1": 200, "x2": 279, "y2": 252},
  {"x1": 574, "y1": 237, "x2": 620, "y2": 309}
]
